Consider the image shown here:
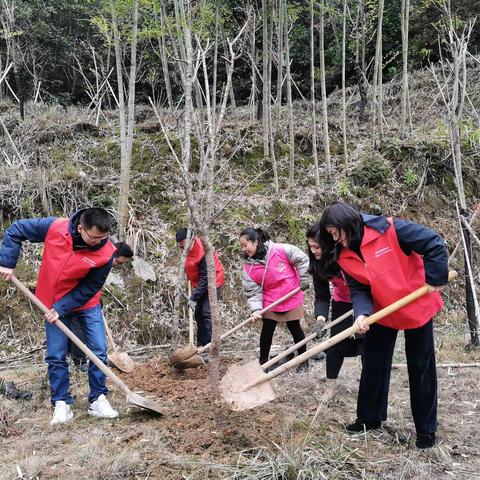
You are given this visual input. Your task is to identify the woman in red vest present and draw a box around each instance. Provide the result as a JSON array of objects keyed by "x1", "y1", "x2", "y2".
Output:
[
  {"x1": 176, "y1": 228, "x2": 224, "y2": 347},
  {"x1": 240, "y1": 227, "x2": 310, "y2": 372},
  {"x1": 319, "y1": 201, "x2": 448, "y2": 449},
  {"x1": 306, "y1": 222, "x2": 364, "y2": 393}
]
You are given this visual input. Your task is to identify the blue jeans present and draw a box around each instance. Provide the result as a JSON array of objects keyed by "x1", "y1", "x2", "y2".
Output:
[{"x1": 45, "y1": 305, "x2": 109, "y2": 405}]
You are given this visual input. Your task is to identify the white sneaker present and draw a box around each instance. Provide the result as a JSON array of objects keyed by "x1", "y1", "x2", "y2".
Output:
[
  {"x1": 51, "y1": 401, "x2": 74, "y2": 425},
  {"x1": 88, "y1": 394, "x2": 119, "y2": 419}
]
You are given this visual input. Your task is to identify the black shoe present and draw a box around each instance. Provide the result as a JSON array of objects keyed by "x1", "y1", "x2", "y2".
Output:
[
  {"x1": 296, "y1": 361, "x2": 309, "y2": 373},
  {"x1": 312, "y1": 351, "x2": 326, "y2": 362},
  {"x1": 345, "y1": 419, "x2": 381, "y2": 433},
  {"x1": 73, "y1": 359, "x2": 89, "y2": 373},
  {"x1": 0, "y1": 380, "x2": 33, "y2": 401},
  {"x1": 416, "y1": 433, "x2": 435, "y2": 449},
  {"x1": 272, "y1": 352, "x2": 295, "y2": 367}
]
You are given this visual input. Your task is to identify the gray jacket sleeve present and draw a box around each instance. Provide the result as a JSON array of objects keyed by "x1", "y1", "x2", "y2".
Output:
[
  {"x1": 281, "y1": 243, "x2": 310, "y2": 285},
  {"x1": 242, "y1": 268, "x2": 263, "y2": 313}
]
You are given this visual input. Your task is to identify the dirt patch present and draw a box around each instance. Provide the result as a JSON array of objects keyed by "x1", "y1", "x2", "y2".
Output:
[{"x1": 118, "y1": 357, "x2": 284, "y2": 457}]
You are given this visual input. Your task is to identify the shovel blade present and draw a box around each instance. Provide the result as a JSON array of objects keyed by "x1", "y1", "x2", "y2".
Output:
[
  {"x1": 126, "y1": 391, "x2": 164, "y2": 415},
  {"x1": 220, "y1": 360, "x2": 275, "y2": 411},
  {"x1": 169, "y1": 344, "x2": 198, "y2": 368},
  {"x1": 108, "y1": 351, "x2": 136, "y2": 373}
]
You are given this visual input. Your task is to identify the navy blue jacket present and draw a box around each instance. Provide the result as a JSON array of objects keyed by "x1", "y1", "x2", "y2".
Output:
[
  {"x1": 342, "y1": 214, "x2": 448, "y2": 319},
  {"x1": 0, "y1": 210, "x2": 113, "y2": 316}
]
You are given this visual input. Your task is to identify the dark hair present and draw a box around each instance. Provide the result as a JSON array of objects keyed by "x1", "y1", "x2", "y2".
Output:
[
  {"x1": 306, "y1": 221, "x2": 340, "y2": 279},
  {"x1": 319, "y1": 201, "x2": 363, "y2": 252},
  {"x1": 175, "y1": 227, "x2": 188, "y2": 243},
  {"x1": 114, "y1": 241, "x2": 133, "y2": 259},
  {"x1": 239, "y1": 227, "x2": 270, "y2": 260},
  {"x1": 79, "y1": 208, "x2": 112, "y2": 233}
]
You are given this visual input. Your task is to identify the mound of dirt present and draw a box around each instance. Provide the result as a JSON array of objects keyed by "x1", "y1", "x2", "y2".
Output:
[{"x1": 119, "y1": 357, "x2": 284, "y2": 457}]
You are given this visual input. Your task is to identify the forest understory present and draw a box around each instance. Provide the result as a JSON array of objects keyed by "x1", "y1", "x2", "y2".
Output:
[{"x1": 1, "y1": 58, "x2": 480, "y2": 478}]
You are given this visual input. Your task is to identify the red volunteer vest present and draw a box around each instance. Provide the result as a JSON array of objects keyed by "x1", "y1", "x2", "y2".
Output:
[
  {"x1": 337, "y1": 218, "x2": 443, "y2": 330},
  {"x1": 36, "y1": 219, "x2": 116, "y2": 311},
  {"x1": 185, "y1": 237, "x2": 224, "y2": 288}
]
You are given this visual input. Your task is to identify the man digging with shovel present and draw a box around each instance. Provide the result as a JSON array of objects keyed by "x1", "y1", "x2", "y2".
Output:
[
  {"x1": 175, "y1": 228, "x2": 224, "y2": 360},
  {"x1": 0, "y1": 208, "x2": 119, "y2": 425}
]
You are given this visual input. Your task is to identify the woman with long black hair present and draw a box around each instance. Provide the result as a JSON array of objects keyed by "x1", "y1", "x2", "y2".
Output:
[
  {"x1": 319, "y1": 201, "x2": 448, "y2": 449},
  {"x1": 306, "y1": 222, "x2": 364, "y2": 389}
]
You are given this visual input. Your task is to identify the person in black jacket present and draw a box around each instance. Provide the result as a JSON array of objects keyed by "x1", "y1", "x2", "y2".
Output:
[{"x1": 307, "y1": 222, "x2": 364, "y2": 392}]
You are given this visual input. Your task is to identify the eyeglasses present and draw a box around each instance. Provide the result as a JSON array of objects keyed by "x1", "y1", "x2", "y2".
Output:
[{"x1": 80, "y1": 224, "x2": 109, "y2": 241}]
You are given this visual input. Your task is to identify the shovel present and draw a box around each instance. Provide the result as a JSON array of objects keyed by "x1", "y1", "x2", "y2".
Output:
[
  {"x1": 11, "y1": 275, "x2": 164, "y2": 415},
  {"x1": 188, "y1": 282, "x2": 195, "y2": 345},
  {"x1": 169, "y1": 287, "x2": 301, "y2": 370},
  {"x1": 220, "y1": 271, "x2": 457, "y2": 411},
  {"x1": 103, "y1": 313, "x2": 135, "y2": 373}
]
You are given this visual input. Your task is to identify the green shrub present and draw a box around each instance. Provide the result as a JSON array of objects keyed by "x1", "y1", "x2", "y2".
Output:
[{"x1": 351, "y1": 153, "x2": 392, "y2": 187}]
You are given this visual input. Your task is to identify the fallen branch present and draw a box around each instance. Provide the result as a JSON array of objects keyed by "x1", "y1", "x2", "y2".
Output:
[{"x1": 392, "y1": 362, "x2": 480, "y2": 368}]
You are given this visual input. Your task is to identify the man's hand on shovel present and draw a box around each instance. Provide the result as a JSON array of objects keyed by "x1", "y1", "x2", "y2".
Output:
[
  {"x1": 0, "y1": 266, "x2": 14, "y2": 281},
  {"x1": 45, "y1": 308, "x2": 59, "y2": 324}
]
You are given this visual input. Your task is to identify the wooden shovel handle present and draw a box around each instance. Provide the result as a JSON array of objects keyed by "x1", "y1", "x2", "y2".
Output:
[
  {"x1": 103, "y1": 314, "x2": 118, "y2": 352},
  {"x1": 188, "y1": 281, "x2": 194, "y2": 345},
  {"x1": 11, "y1": 275, "x2": 132, "y2": 396},
  {"x1": 261, "y1": 308, "x2": 354, "y2": 370},
  {"x1": 247, "y1": 271, "x2": 457, "y2": 389},
  {"x1": 197, "y1": 287, "x2": 301, "y2": 355}
]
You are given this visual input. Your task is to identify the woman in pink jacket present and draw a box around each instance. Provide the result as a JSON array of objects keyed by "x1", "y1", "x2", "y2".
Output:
[{"x1": 240, "y1": 228, "x2": 310, "y2": 372}]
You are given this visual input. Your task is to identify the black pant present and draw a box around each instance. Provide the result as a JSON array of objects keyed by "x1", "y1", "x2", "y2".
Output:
[
  {"x1": 194, "y1": 287, "x2": 222, "y2": 347},
  {"x1": 68, "y1": 317, "x2": 87, "y2": 364},
  {"x1": 357, "y1": 319, "x2": 437, "y2": 434},
  {"x1": 326, "y1": 300, "x2": 364, "y2": 379},
  {"x1": 327, "y1": 355, "x2": 364, "y2": 379},
  {"x1": 259, "y1": 318, "x2": 306, "y2": 364}
]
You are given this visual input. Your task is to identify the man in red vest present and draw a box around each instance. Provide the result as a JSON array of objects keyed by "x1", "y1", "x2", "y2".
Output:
[
  {"x1": 176, "y1": 228, "x2": 224, "y2": 347},
  {"x1": 0, "y1": 208, "x2": 119, "y2": 425}
]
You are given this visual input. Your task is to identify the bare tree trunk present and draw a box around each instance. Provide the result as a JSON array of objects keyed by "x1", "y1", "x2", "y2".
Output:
[
  {"x1": 310, "y1": 0, "x2": 320, "y2": 190},
  {"x1": 341, "y1": 0, "x2": 348, "y2": 168},
  {"x1": 400, "y1": 0, "x2": 410, "y2": 138},
  {"x1": 157, "y1": 2, "x2": 173, "y2": 110},
  {"x1": 275, "y1": 0, "x2": 284, "y2": 125},
  {"x1": 372, "y1": 0, "x2": 384, "y2": 144},
  {"x1": 284, "y1": 1, "x2": 295, "y2": 188},
  {"x1": 262, "y1": 0, "x2": 278, "y2": 192},
  {"x1": 431, "y1": 1, "x2": 478, "y2": 345},
  {"x1": 250, "y1": 9, "x2": 257, "y2": 123},
  {"x1": 114, "y1": 0, "x2": 139, "y2": 239},
  {"x1": 111, "y1": 1, "x2": 128, "y2": 232},
  {"x1": 319, "y1": 0, "x2": 331, "y2": 178},
  {"x1": 212, "y1": 1, "x2": 219, "y2": 131},
  {"x1": 161, "y1": 0, "x2": 250, "y2": 399},
  {"x1": 354, "y1": 0, "x2": 367, "y2": 123},
  {"x1": 1, "y1": 0, "x2": 24, "y2": 119}
]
